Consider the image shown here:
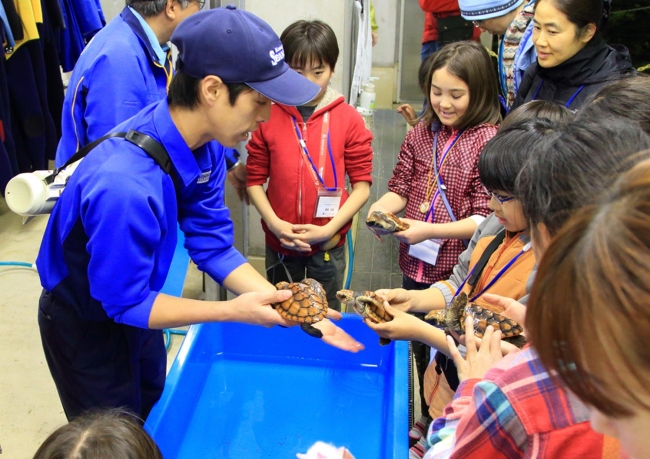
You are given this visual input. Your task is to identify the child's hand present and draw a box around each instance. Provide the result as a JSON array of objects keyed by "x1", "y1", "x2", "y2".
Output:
[
  {"x1": 393, "y1": 219, "x2": 435, "y2": 245},
  {"x1": 397, "y1": 104, "x2": 418, "y2": 127},
  {"x1": 363, "y1": 304, "x2": 427, "y2": 341},
  {"x1": 448, "y1": 316, "x2": 504, "y2": 382},
  {"x1": 375, "y1": 288, "x2": 413, "y2": 312},
  {"x1": 482, "y1": 294, "x2": 527, "y2": 335},
  {"x1": 366, "y1": 203, "x2": 388, "y2": 220},
  {"x1": 286, "y1": 223, "x2": 333, "y2": 247}
]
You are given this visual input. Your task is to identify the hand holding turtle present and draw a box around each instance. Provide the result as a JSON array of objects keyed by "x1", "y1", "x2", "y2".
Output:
[
  {"x1": 374, "y1": 288, "x2": 413, "y2": 312},
  {"x1": 393, "y1": 219, "x2": 436, "y2": 245},
  {"x1": 448, "y1": 316, "x2": 504, "y2": 382},
  {"x1": 230, "y1": 290, "x2": 296, "y2": 327},
  {"x1": 363, "y1": 304, "x2": 427, "y2": 342},
  {"x1": 482, "y1": 293, "x2": 527, "y2": 334}
]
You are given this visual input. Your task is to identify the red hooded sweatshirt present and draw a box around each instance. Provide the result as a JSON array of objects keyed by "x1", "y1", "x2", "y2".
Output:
[{"x1": 246, "y1": 87, "x2": 373, "y2": 257}]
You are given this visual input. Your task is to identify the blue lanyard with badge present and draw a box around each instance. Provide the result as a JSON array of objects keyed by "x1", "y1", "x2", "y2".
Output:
[
  {"x1": 408, "y1": 128, "x2": 463, "y2": 266},
  {"x1": 455, "y1": 240, "x2": 532, "y2": 302},
  {"x1": 292, "y1": 113, "x2": 341, "y2": 218}
]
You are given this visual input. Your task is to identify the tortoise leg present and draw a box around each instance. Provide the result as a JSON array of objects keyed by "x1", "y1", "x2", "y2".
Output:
[
  {"x1": 503, "y1": 335, "x2": 528, "y2": 349},
  {"x1": 300, "y1": 322, "x2": 324, "y2": 339},
  {"x1": 379, "y1": 337, "x2": 391, "y2": 346}
]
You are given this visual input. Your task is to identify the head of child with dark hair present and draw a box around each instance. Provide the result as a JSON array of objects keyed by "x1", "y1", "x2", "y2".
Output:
[
  {"x1": 397, "y1": 53, "x2": 437, "y2": 126},
  {"x1": 33, "y1": 409, "x2": 162, "y2": 459},
  {"x1": 280, "y1": 19, "x2": 339, "y2": 108},
  {"x1": 501, "y1": 100, "x2": 574, "y2": 129},
  {"x1": 577, "y1": 75, "x2": 650, "y2": 135},
  {"x1": 421, "y1": 40, "x2": 501, "y2": 131}
]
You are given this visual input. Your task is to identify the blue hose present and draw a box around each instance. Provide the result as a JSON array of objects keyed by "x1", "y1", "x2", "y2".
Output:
[
  {"x1": 0, "y1": 261, "x2": 36, "y2": 269},
  {"x1": 345, "y1": 231, "x2": 354, "y2": 289},
  {"x1": 164, "y1": 328, "x2": 188, "y2": 352}
]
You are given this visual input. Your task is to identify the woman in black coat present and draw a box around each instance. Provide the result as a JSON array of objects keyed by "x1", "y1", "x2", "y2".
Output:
[{"x1": 511, "y1": 0, "x2": 634, "y2": 111}]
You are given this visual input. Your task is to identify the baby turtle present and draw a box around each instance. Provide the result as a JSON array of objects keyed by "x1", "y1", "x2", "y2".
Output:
[
  {"x1": 366, "y1": 210, "x2": 410, "y2": 238},
  {"x1": 426, "y1": 292, "x2": 527, "y2": 348},
  {"x1": 336, "y1": 289, "x2": 393, "y2": 346},
  {"x1": 273, "y1": 278, "x2": 328, "y2": 339}
]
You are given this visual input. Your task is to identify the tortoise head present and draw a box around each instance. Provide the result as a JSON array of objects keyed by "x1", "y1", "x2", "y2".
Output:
[{"x1": 336, "y1": 289, "x2": 355, "y2": 306}]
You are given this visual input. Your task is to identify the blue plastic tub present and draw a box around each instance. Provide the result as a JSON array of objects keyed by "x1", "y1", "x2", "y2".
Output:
[{"x1": 145, "y1": 315, "x2": 409, "y2": 458}]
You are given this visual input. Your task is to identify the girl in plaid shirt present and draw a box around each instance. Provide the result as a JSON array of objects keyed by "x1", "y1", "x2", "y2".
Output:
[{"x1": 367, "y1": 40, "x2": 500, "y2": 436}]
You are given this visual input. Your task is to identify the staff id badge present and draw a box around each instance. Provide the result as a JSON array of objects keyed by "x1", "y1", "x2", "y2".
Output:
[
  {"x1": 408, "y1": 239, "x2": 442, "y2": 266},
  {"x1": 314, "y1": 187, "x2": 342, "y2": 218}
]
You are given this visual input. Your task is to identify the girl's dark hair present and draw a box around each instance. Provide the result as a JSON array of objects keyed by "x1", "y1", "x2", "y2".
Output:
[
  {"x1": 501, "y1": 100, "x2": 574, "y2": 129},
  {"x1": 479, "y1": 119, "x2": 561, "y2": 195},
  {"x1": 280, "y1": 20, "x2": 339, "y2": 71},
  {"x1": 516, "y1": 117, "x2": 650, "y2": 237},
  {"x1": 168, "y1": 70, "x2": 250, "y2": 109},
  {"x1": 421, "y1": 41, "x2": 501, "y2": 130},
  {"x1": 33, "y1": 409, "x2": 163, "y2": 459},
  {"x1": 418, "y1": 53, "x2": 437, "y2": 94},
  {"x1": 535, "y1": 0, "x2": 604, "y2": 39},
  {"x1": 528, "y1": 157, "x2": 650, "y2": 417},
  {"x1": 578, "y1": 75, "x2": 650, "y2": 136}
]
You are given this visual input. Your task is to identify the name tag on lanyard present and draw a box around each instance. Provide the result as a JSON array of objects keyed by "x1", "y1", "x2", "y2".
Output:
[{"x1": 292, "y1": 112, "x2": 342, "y2": 218}]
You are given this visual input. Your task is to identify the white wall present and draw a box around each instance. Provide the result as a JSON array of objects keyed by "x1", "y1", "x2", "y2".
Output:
[{"x1": 370, "y1": 0, "x2": 398, "y2": 68}]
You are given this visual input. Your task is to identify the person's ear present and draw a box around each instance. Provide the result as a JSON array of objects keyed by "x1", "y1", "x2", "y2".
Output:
[
  {"x1": 200, "y1": 76, "x2": 224, "y2": 105},
  {"x1": 579, "y1": 23, "x2": 597, "y2": 43}
]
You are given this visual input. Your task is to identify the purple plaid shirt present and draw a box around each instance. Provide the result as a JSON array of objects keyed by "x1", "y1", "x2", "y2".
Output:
[{"x1": 388, "y1": 122, "x2": 496, "y2": 284}]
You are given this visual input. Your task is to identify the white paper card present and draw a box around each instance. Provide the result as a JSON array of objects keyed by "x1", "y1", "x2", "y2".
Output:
[{"x1": 408, "y1": 239, "x2": 442, "y2": 265}]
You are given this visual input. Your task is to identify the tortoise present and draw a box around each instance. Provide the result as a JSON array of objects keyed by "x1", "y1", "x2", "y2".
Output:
[
  {"x1": 366, "y1": 210, "x2": 410, "y2": 238},
  {"x1": 425, "y1": 292, "x2": 527, "y2": 349},
  {"x1": 336, "y1": 289, "x2": 393, "y2": 346},
  {"x1": 273, "y1": 278, "x2": 328, "y2": 339}
]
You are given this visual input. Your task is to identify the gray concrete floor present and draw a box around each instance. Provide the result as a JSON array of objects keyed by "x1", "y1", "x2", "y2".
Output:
[{"x1": 0, "y1": 109, "x2": 419, "y2": 457}]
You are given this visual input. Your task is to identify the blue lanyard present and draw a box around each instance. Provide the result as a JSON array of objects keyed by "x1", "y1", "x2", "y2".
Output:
[
  {"x1": 498, "y1": 38, "x2": 507, "y2": 99},
  {"x1": 425, "y1": 129, "x2": 464, "y2": 222},
  {"x1": 532, "y1": 82, "x2": 584, "y2": 108},
  {"x1": 292, "y1": 117, "x2": 338, "y2": 191},
  {"x1": 454, "y1": 241, "x2": 531, "y2": 302}
]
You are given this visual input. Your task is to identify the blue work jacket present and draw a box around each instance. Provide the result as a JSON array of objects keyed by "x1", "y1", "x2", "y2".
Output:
[
  {"x1": 38, "y1": 99, "x2": 247, "y2": 328},
  {"x1": 55, "y1": 7, "x2": 172, "y2": 167}
]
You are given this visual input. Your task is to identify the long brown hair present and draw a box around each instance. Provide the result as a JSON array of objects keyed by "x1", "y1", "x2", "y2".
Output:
[
  {"x1": 421, "y1": 41, "x2": 501, "y2": 130},
  {"x1": 527, "y1": 157, "x2": 650, "y2": 417}
]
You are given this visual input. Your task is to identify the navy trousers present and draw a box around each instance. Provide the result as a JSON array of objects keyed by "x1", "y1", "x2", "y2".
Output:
[{"x1": 38, "y1": 290, "x2": 166, "y2": 422}]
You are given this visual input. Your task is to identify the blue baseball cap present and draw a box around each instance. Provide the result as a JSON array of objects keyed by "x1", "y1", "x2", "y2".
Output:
[{"x1": 171, "y1": 5, "x2": 320, "y2": 106}]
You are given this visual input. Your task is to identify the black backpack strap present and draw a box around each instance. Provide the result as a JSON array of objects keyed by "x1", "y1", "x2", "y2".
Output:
[
  {"x1": 467, "y1": 230, "x2": 506, "y2": 286},
  {"x1": 46, "y1": 130, "x2": 172, "y2": 184},
  {"x1": 124, "y1": 130, "x2": 172, "y2": 174}
]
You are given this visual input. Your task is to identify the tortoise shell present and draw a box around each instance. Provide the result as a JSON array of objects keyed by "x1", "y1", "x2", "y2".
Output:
[
  {"x1": 273, "y1": 278, "x2": 328, "y2": 324},
  {"x1": 441, "y1": 292, "x2": 527, "y2": 348},
  {"x1": 337, "y1": 289, "x2": 393, "y2": 346},
  {"x1": 366, "y1": 211, "x2": 410, "y2": 237}
]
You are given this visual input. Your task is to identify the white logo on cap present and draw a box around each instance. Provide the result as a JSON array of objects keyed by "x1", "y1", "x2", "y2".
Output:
[{"x1": 269, "y1": 46, "x2": 284, "y2": 66}]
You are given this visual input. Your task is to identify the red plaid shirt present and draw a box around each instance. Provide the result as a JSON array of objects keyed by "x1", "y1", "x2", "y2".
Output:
[{"x1": 388, "y1": 122, "x2": 497, "y2": 284}]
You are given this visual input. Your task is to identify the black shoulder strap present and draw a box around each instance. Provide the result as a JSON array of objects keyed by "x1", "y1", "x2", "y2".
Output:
[
  {"x1": 467, "y1": 230, "x2": 507, "y2": 286},
  {"x1": 46, "y1": 130, "x2": 171, "y2": 184}
]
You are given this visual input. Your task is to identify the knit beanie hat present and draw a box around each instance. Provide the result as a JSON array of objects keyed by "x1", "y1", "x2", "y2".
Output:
[{"x1": 459, "y1": 0, "x2": 526, "y2": 21}]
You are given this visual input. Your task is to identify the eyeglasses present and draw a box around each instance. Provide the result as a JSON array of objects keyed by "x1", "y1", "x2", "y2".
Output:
[
  {"x1": 483, "y1": 186, "x2": 515, "y2": 204},
  {"x1": 196, "y1": 0, "x2": 206, "y2": 9}
]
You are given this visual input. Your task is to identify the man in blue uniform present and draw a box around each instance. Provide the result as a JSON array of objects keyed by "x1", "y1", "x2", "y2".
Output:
[
  {"x1": 55, "y1": 0, "x2": 242, "y2": 181},
  {"x1": 37, "y1": 6, "x2": 363, "y2": 421}
]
